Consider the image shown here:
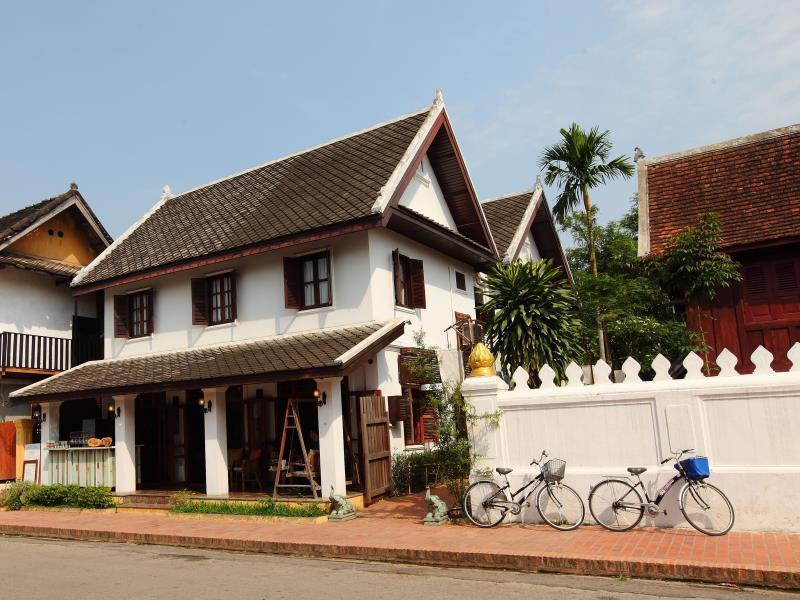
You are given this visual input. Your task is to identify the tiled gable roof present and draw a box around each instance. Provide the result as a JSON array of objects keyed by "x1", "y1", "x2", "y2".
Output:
[
  {"x1": 0, "y1": 191, "x2": 74, "y2": 246},
  {"x1": 0, "y1": 251, "x2": 82, "y2": 277},
  {"x1": 645, "y1": 125, "x2": 800, "y2": 253},
  {"x1": 481, "y1": 191, "x2": 532, "y2": 256},
  {"x1": 75, "y1": 110, "x2": 430, "y2": 287},
  {"x1": 12, "y1": 320, "x2": 404, "y2": 402}
]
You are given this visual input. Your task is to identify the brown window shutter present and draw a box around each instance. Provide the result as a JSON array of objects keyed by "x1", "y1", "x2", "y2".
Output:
[
  {"x1": 113, "y1": 295, "x2": 130, "y2": 338},
  {"x1": 420, "y1": 405, "x2": 437, "y2": 443},
  {"x1": 230, "y1": 271, "x2": 238, "y2": 320},
  {"x1": 400, "y1": 390, "x2": 413, "y2": 445},
  {"x1": 283, "y1": 257, "x2": 301, "y2": 309},
  {"x1": 190, "y1": 278, "x2": 209, "y2": 325},
  {"x1": 145, "y1": 289, "x2": 154, "y2": 335},
  {"x1": 392, "y1": 249, "x2": 402, "y2": 305},
  {"x1": 410, "y1": 259, "x2": 426, "y2": 308}
]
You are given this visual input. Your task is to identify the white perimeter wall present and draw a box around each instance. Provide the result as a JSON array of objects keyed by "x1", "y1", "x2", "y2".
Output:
[
  {"x1": 465, "y1": 351, "x2": 800, "y2": 532},
  {"x1": 0, "y1": 268, "x2": 74, "y2": 337}
]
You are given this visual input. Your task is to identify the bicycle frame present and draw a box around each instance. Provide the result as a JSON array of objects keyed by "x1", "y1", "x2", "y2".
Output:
[{"x1": 491, "y1": 472, "x2": 546, "y2": 511}]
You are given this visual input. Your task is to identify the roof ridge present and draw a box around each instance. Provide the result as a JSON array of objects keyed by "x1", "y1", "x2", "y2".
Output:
[
  {"x1": 73, "y1": 106, "x2": 433, "y2": 287},
  {"x1": 481, "y1": 187, "x2": 536, "y2": 205},
  {"x1": 644, "y1": 123, "x2": 800, "y2": 166},
  {"x1": 0, "y1": 190, "x2": 75, "y2": 231}
]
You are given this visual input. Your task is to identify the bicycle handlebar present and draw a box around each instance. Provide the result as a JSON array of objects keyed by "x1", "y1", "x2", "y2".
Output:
[
  {"x1": 661, "y1": 448, "x2": 695, "y2": 464},
  {"x1": 530, "y1": 449, "x2": 548, "y2": 466}
]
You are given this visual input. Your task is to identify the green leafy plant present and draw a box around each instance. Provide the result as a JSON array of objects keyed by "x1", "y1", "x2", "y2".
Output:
[
  {"x1": 645, "y1": 213, "x2": 741, "y2": 361},
  {"x1": 171, "y1": 498, "x2": 326, "y2": 517},
  {"x1": 481, "y1": 259, "x2": 581, "y2": 381},
  {"x1": 0, "y1": 481, "x2": 34, "y2": 510},
  {"x1": 1, "y1": 483, "x2": 113, "y2": 510},
  {"x1": 563, "y1": 202, "x2": 705, "y2": 374}
]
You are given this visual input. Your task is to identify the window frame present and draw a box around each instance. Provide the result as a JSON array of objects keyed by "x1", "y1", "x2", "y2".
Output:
[
  {"x1": 128, "y1": 290, "x2": 153, "y2": 338},
  {"x1": 454, "y1": 270, "x2": 467, "y2": 292},
  {"x1": 299, "y1": 250, "x2": 332, "y2": 310},
  {"x1": 207, "y1": 272, "x2": 236, "y2": 325}
]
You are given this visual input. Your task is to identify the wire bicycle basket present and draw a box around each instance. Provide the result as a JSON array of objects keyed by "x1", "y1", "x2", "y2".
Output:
[{"x1": 541, "y1": 458, "x2": 566, "y2": 483}]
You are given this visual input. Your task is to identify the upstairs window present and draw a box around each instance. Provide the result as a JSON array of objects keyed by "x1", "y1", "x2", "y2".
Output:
[
  {"x1": 392, "y1": 249, "x2": 426, "y2": 309},
  {"x1": 455, "y1": 271, "x2": 467, "y2": 292},
  {"x1": 283, "y1": 250, "x2": 332, "y2": 310},
  {"x1": 113, "y1": 289, "x2": 154, "y2": 338},
  {"x1": 191, "y1": 272, "x2": 237, "y2": 326}
]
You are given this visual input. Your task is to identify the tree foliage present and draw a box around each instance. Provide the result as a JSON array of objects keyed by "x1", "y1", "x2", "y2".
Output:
[
  {"x1": 563, "y1": 201, "x2": 704, "y2": 371},
  {"x1": 481, "y1": 259, "x2": 581, "y2": 381}
]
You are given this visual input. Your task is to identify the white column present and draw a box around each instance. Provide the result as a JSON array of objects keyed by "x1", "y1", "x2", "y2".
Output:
[
  {"x1": 113, "y1": 394, "x2": 137, "y2": 494},
  {"x1": 39, "y1": 401, "x2": 62, "y2": 485},
  {"x1": 316, "y1": 377, "x2": 346, "y2": 496},
  {"x1": 202, "y1": 387, "x2": 228, "y2": 497},
  {"x1": 461, "y1": 375, "x2": 508, "y2": 470}
]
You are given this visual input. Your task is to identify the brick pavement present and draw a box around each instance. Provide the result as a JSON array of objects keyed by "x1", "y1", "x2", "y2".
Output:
[{"x1": 0, "y1": 497, "x2": 798, "y2": 589}]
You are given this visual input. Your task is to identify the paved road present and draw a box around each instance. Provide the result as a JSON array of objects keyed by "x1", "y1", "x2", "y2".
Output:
[{"x1": 0, "y1": 537, "x2": 792, "y2": 600}]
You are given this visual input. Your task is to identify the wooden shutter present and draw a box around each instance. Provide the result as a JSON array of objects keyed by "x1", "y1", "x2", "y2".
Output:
[
  {"x1": 190, "y1": 278, "x2": 209, "y2": 325},
  {"x1": 400, "y1": 390, "x2": 413, "y2": 445},
  {"x1": 113, "y1": 295, "x2": 130, "y2": 339},
  {"x1": 145, "y1": 289, "x2": 154, "y2": 335},
  {"x1": 283, "y1": 257, "x2": 301, "y2": 309},
  {"x1": 392, "y1": 249, "x2": 402, "y2": 305},
  {"x1": 419, "y1": 404, "x2": 438, "y2": 443},
  {"x1": 229, "y1": 271, "x2": 238, "y2": 320},
  {"x1": 358, "y1": 393, "x2": 392, "y2": 505},
  {"x1": 410, "y1": 259, "x2": 426, "y2": 309}
]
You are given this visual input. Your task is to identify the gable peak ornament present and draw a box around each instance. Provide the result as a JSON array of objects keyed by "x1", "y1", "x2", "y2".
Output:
[{"x1": 468, "y1": 343, "x2": 496, "y2": 377}]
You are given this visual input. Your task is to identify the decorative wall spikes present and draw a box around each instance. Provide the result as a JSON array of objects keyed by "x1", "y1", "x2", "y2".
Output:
[{"x1": 509, "y1": 343, "x2": 800, "y2": 390}]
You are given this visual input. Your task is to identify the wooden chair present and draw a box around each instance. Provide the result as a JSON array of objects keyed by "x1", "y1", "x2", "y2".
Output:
[{"x1": 228, "y1": 448, "x2": 244, "y2": 490}]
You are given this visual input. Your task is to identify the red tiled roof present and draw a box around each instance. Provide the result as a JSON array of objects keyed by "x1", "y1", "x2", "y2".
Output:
[{"x1": 645, "y1": 126, "x2": 800, "y2": 253}]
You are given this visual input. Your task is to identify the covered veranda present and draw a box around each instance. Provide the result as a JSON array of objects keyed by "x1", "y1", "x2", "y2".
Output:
[{"x1": 11, "y1": 320, "x2": 405, "y2": 501}]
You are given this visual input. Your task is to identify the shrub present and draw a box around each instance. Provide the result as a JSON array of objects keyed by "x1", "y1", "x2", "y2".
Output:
[
  {"x1": 1, "y1": 483, "x2": 113, "y2": 510},
  {"x1": 0, "y1": 481, "x2": 34, "y2": 511},
  {"x1": 22, "y1": 484, "x2": 80, "y2": 507},
  {"x1": 75, "y1": 486, "x2": 115, "y2": 509}
]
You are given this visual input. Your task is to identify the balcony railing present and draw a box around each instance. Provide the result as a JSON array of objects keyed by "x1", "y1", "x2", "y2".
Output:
[{"x1": 0, "y1": 331, "x2": 72, "y2": 373}]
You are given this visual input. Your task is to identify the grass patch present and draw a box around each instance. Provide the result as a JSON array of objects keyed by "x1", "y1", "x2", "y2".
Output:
[{"x1": 170, "y1": 497, "x2": 327, "y2": 518}]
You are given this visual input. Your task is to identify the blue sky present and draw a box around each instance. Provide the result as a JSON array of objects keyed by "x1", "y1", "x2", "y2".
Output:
[{"x1": 1, "y1": 1, "x2": 798, "y2": 245}]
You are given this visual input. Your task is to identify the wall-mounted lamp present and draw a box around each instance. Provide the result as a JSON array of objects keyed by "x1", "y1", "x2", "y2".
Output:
[
  {"x1": 313, "y1": 389, "x2": 327, "y2": 407},
  {"x1": 32, "y1": 407, "x2": 41, "y2": 420},
  {"x1": 109, "y1": 404, "x2": 121, "y2": 419},
  {"x1": 198, "y1": 397, "x2": 212, "y2": 413}
]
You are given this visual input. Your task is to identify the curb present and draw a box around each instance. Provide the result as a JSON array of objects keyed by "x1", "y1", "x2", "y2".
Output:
[{"x1": 0, "y1": 523, "x2": 797, "y2": 589}]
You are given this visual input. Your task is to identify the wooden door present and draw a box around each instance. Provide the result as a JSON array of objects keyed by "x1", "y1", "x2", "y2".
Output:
[
  {"x1": 358, "y1": 392, "x2": 391, "y2": 506},
  {"x1": 0, "y1": 422, "x2": 15, "y2": 481}
]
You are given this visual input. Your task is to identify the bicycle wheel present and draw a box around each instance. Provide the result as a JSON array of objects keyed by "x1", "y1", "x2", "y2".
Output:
[
  {"x1": 588, "y1": 479, "x2": 645, "y2": 532},
  {"x1": 536, "y1": 482, "x2": 585, "y2": 531},
  {"x1": 679, "y1": 481, "x2": 734, "y2": 536},
  {"x1": 462, "y1": 480, "x2": 507, "y2": 528}
]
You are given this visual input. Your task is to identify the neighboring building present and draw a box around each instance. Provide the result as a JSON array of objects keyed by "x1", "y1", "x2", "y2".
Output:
[
  {"x1": 481, "y1": 180, "x2": 571, "y2": 275},
  {"x1": 0, "y1": 185, "x2": 110, "y2": 420},
  {"x1": 637, "y1": 123, "x2": 800, "y2": 372},
  {"x1": 11, "y1": 93, "x2": 499, "y2": 504}
]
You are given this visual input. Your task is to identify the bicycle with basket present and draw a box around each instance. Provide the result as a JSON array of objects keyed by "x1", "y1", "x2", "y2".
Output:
[
  {"x1": 462, "y1": 450, "x2": 585, "y2": 531},
  {"x1": 588, "y1": 449, "x2": 734, "y2": 536}
]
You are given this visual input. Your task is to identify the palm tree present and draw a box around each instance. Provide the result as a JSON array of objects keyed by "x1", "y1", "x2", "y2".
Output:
[
  {"x1": 539, "y1": 123, "x2": 634, "y2": 278},
  {"x1": 539, "y1": 124, "x2": 633, "y2": 362}
]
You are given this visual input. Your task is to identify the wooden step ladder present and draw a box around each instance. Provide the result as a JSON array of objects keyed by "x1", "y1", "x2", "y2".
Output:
[{"x1": 273, "y1": 399, "x2": 321, "y2": 499}]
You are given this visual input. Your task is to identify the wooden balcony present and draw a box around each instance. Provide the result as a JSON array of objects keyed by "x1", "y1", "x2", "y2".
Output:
[{"x1": 0, "y1": 331, "x2": 73, "y2": 376}]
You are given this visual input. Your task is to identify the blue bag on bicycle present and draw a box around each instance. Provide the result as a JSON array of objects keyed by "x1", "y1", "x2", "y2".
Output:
[{"x1": 677, "y1": 456, "x2": 710, "y2": 480}]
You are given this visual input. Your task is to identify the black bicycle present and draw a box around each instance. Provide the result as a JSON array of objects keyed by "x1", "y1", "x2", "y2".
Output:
[
  {"x1": 462, "y1": 450, "x2": 585, "y2": 531},
  {"x1": 588, "y1": 449, "x2": 734, "y2": 536}
]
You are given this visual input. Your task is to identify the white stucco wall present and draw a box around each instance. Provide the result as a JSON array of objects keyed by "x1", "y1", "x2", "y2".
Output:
[
  {"x1": 0, "y1": 267, "x2": 74, "y2": 337},
  {"x1": 398, "y1": 155, "x2": 458, "y2": 231},
  {"x1": 103, "y1": 232, "x2": 375, "y2": 358},
  {"x1": 515, "y1": 230, "x2": 541, "y2": 262},
  {"x1": 367, "y1": 228, "x2": 476, "y2": 352}
]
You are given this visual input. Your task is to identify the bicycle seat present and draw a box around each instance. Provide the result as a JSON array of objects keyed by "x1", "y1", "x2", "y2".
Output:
[
  {"x1": 627, "y1": 467, "x2": 647, "y2": 475},
  {"x1": 496, "y1": 467, "x2": 513, "y2": 475}
]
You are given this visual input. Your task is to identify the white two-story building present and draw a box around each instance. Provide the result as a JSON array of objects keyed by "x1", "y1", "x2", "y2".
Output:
[{"x1": 12, "y1": 93, "x2": 508, "y2": 504}]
